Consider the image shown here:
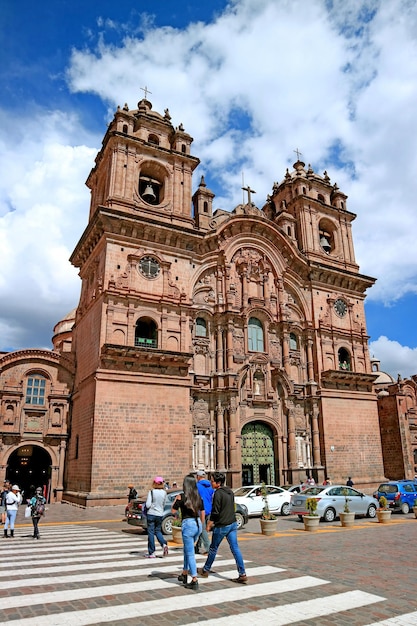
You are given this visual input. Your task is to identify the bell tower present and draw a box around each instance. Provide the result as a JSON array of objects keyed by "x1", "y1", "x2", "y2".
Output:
[
  {"x1": 86, "y1": 98, "x2": 200, "y2": 227},
  {"x1": 267, "y1": 159, "x2": 358, "y2": 272}
]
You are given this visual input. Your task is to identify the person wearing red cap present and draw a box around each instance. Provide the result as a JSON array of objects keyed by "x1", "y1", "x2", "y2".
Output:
[{"x1": 144, "y1": 476, "x2": 168, "y2": 558}]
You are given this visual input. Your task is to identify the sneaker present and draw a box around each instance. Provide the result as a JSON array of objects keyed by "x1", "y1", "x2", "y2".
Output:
[
  {"x1": 144, "y1": 553, "x2": 156, "y2": 558},
  {"x1": 184, "y1": 579, "x2": 199, "y2": 590},
  {"x1": 163, "y1": 545, "x2": 169, "y2": 557},
  {"x1": 197, "y1": 567, "x2": 209, "y2": 578},
  {"x1": 232, "y1": 574, "x2": 248, "y2": 584}
]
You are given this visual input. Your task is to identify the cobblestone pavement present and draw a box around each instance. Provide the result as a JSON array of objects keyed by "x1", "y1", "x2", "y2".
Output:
[{"x1": 1, "y1": 503, "x2": 416, "y2": 625}]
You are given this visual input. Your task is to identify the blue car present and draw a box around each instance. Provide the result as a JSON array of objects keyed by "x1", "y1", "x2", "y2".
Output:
[{"x1": 373, "y1": 480, "x2": 417, "y2": 514}]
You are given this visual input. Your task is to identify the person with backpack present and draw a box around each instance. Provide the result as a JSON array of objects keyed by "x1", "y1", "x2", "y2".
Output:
[
  {"x1": 29, "y1": 487, "x2": 46, "y2": 539},
  {"x1": 195, "y1": 470, "x2": 214, "y2": 555}
]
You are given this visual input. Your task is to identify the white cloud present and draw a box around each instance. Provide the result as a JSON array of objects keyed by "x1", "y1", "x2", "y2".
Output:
[
  {"x1": 2, "y1": 0, "x2": 417, "y2": 355},
  {"x1": 65, "y1": 0, "x2": 417, "y2": 304},
  {"x1": 370, "y1": 336, "x2": 417, "y2": 380},
  {"x1": 0, "y1": 109, "x2": 97, "y2": 349}
]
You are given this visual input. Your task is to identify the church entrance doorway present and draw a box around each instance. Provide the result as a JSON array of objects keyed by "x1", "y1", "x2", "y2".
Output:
[
  {"x1": 6, "y1": 445, "x2": 51, "y2": 502},
  {"x1": 241, "y1": 422, "x2": 275, "y2": 486}
]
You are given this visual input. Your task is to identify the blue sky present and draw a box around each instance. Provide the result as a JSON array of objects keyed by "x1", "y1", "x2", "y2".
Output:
[{"x1": 1, "y1": 0, "x2": 417, "y2": 378}]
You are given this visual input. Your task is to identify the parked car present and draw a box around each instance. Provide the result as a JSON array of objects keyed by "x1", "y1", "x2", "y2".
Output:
[
  {"x1": 373, "y1": 480, "x2": 417, "y2": 514},
  {"x1": 290, "y1": 485, "x2": 379, "y2": 522},
  {"x1": 126, "y1": 489, "x2": 249, "y2": 534},
  {"x1": 282, "y1": 484, "x2": 303, "y2": 494},
  {"x1": 234, "y1": 484, "x2": 292, "y2": 516}
]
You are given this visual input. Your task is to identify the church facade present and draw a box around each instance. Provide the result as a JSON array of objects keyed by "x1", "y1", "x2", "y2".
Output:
[{"x1": 0, "y1": 98, "x2": 393, "y2": 505}]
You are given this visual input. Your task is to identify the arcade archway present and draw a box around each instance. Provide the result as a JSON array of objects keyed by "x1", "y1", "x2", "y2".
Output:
[
  {"x1": 6, "y1": 445, "x2": 51, "y2": 501},
  {"x1": 241, "y1": 422, "x2": 275, "y2": 485}
]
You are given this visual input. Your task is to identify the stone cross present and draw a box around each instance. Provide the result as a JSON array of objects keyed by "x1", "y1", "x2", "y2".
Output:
[{"x1": 242, "y1": 185, "x2": 256, "y2": 205}]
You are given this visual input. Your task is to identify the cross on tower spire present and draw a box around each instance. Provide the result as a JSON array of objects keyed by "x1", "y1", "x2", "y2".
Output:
[
  {"x1": 242, "y1": 184, "x2": 256, "y2": 205},
  {"x1": 293, "y1": 148, "x2": 303, "y2": 161},
  {"x1": 140, "y1": 85, "x2": 152, "y2": 100}
]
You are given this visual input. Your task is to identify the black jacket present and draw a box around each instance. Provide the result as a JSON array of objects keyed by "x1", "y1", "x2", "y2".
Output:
[{"x1": 210, "y1": 486, "x2": 236, "y2": 527}]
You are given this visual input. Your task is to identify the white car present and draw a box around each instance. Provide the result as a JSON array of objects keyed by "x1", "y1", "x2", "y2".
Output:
[{"x1": 234, "y1": 484, "x2": 292, "y2": 516}]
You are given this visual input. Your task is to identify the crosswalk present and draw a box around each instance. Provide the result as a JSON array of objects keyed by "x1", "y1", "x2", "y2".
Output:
[{"x1": 0, "y1": 525, "x2": 415, "y2": 625}]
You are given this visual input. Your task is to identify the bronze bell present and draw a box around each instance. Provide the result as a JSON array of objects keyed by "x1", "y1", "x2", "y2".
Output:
[{"x1": 142, "y1": 184, "x2": 156, "y2": 203}]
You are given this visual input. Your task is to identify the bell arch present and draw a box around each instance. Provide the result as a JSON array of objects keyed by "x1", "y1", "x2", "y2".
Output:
[{"x1": 241, "y1": 421, "x2": 276, "y2": 486}]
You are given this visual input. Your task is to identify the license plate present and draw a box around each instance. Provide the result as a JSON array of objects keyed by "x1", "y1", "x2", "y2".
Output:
[{"x1": 295, "y1": 499, "x2": 302, "y2": 505}]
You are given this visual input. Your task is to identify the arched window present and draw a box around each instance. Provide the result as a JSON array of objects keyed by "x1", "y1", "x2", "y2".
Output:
[
  {"x1": 135, "y1": 318, "x2": 157, "y2": 348},
  {"x1": 289, "y1": 332, "x2": 298, "y2": 350},
  {"x1": 148, "y1": 134, "x2": 159, "y2": 145},
  {"x1": 318, "y1": 193, "x2": 325, "y2": 203},
  {"x1": 248, "y1": 318, "x2": 264, "y2": 352},
  {"x1": 25, "y1": 375, "x2": 46, "y2": 405},
  {"x1": 338, "y1": 348, "x2": 351, "y2": 371},
  {"x1": 195, "y1": 317, "x2": 207, "y2": 337}
]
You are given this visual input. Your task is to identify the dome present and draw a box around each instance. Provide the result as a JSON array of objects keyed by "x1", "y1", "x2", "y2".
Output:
[{"x1": 53, "y1": 308, "x2": 76, "y2": 335}]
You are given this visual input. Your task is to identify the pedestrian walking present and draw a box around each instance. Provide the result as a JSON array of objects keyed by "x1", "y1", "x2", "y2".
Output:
[
  {"x1": 1, "y1": 480, "x2": 11, "y2": 524},
  {"x1": 29, "y1": 487, "x2": 46, "y2": 539},
  {"x1": 346, "y1": 477, "x2": 354, "y2": 487},
  {"x1": 127, "y1": 484, "x2": 137, "y2": 503},
  {"x1": 195, "y1": 469, "x2": 214, "y2": 555},
  {"x1": 4, "y1": 485, "x2": 22, "y2": 538},
  {"x1": 172, "y1": 474, "x2": 204, "y2": 590},
  {"x1": 198, "y1": 471, "x2": 247, "y2": 584},
  {"x1": 144, "y1": 476, "x2": 169, "y2": 558}
]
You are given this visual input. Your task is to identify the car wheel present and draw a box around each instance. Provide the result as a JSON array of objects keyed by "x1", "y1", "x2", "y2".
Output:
[
  {"x1": 298, "y1": 515, "x2": 304, "y2": 521},
  {"x1": 401, "y1": 502, "x2": 410, "y2": 514},
  {"x1": 280, "y1": 502, "x2": 291, "y2": 516},
  {"x1": 367, "y1": 504, "x2": 377, "y2": 518},
  {"x1": 235, "y1": 512, "x2": 245, "y2": 529},
  {"x1": 323, "y1": 507, "x2": 336, "y2": 522},
  {"x1": 161, "y1": 515, "x2": 174, "y2": 535}
]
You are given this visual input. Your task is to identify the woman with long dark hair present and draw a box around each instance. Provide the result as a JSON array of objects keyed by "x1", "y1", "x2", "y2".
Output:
[{"x1": 172, "y1": 474, "x2": 204, "y2": 590}]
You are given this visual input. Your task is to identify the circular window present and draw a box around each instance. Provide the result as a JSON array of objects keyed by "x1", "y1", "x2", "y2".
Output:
[{"x1": 139, "y1": 256, "x2": 160, "y2": 279}]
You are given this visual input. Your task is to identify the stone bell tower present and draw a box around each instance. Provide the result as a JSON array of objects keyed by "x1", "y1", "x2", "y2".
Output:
[{"x1": 65, "y1": 99, "x2": 202, "y2": 505}]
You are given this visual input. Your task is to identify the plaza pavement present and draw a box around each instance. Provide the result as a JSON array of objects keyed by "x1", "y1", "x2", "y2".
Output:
[{"x1": 3, "y1": 502, "x2": 416, "y2": 625}]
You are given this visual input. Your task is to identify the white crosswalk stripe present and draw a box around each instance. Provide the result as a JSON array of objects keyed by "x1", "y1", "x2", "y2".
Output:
[{"x1": 0, "y1": 524, "x2": 408, "y2": 625}]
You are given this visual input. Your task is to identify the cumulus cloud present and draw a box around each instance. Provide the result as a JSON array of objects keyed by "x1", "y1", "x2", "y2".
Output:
[
  {"x1": 0, "y1": 109, "x2": 97, "y2": 349},
  {"x1": 370, "y1": 336, "x2": 417, "y2": 380},
  {"x1": 1, "y1": 0, "x2": 417, "y2": 368}
]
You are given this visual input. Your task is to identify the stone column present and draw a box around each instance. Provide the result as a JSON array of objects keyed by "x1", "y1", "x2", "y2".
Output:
[
  {"x1": 216, "y1": 403, "x2": 226, "y2": 470},
  {"x1": 307, "y1": 338, "x2": 314, "y2": 381},
  {"x1": 311, "y1": 406, "x2": 321, "y2": 467},
  {"x1": 228, "y1": 398, "x2": 238, "y2": 471},
  {"x1": 226, "y1": 322, "x2": 234, "y2": 371},
  {"x1": 287, "y1": 403, "x2": 297, "y2": 469},
  {"x1": 216, "y1": 326, "x2": 223, "y2": 372},
  {"x1": 283, "y1": 331, "x2": 290, "y2": 377}
]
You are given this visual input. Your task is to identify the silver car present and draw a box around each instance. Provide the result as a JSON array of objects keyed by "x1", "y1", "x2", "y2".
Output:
[{"x1": 290, "y1": 485, "x2": 378, "y2": 522}]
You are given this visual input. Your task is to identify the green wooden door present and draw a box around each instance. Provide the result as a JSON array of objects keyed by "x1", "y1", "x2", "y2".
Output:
[{"x1": 241, "y1": 422, "x2": 275, "y2": 485}]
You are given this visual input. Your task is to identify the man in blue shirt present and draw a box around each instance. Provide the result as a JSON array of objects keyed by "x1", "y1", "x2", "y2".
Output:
[{"x1": 195, "y1": 470, "x2": 214, "y2": 555}]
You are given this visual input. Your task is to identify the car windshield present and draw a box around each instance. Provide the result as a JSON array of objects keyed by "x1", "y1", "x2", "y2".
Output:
[
  {"x1": 234, "y1": 487, "x2": 256, "y2": 497},
  {"x1": 379, "y1": 484, "x2": 398, "y2": 494},
  {"x1": 302, "y1": 486, "x2": 325, "y2": 495}
]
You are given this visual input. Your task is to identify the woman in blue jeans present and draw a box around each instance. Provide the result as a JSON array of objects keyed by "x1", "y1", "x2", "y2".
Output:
[{"x1": 172, "y1": 474, "x2": 204, "y2": 590}]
